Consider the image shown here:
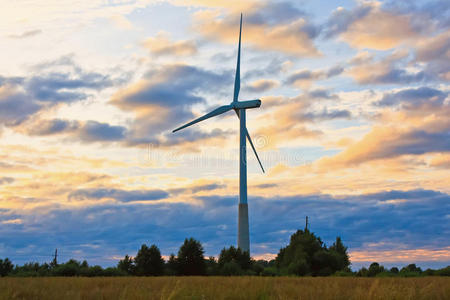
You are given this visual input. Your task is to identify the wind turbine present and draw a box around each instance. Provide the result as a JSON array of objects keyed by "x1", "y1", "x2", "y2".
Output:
[{"x1": 172, "y1": 14, "x2": 264, "y2": 254}]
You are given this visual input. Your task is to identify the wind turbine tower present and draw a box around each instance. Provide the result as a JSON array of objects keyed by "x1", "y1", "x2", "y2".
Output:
[{"x1": 173, "y1": 14, "x2": 264, "y2": 254}]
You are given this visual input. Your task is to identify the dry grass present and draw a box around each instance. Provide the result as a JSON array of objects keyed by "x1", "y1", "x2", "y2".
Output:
[{"x1": 0, "y1": 276, "x2": 449, "y2": 300}]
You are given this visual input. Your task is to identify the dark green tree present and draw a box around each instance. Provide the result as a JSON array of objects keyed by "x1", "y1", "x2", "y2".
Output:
[
  {"x1": 218, "y1": 246, "x2": 251, "y2": 273},
  {"x1": 165, "y1": 254, "x2": 178, "y2": 276},
  {"x1": 177, "y1": 238, "x2": 206, "y2": 275},
  {"x1": 275, "y1": 229, "x2": 351, "y2": 276},
  {"x1": 134, "y1": 244, "x2": 164, "y2": 276},
  {"x1": 117, "y1": 255, "x2": 135, "y2": 275},
  {"x1": 53, "y1": 259, "x2": 81, "y2": 276},
  {"x1": 329, "y1": 237, "x2": 350, "y2": 271},
  {"x1": 390, "y1": 267, "x2": 399, "y2": 274},
  {"x1": 367, "y1": 262, "x2": 385, "y2": 277},
  {"x1": 401, "y1": 263, "x2": 422, "y2": 274},
  {"x1": 0, "y1": 258, "x2": 13, "y2": 276},
  {"x1": 275, "y1": 229, "x2": 325, "y2": 276},
  {"x1": 205, "y1": 256, "x2": 219, "y2": 276},
  {"x1": 356, "y1": 267, "x2": 368, "y2": 277}
]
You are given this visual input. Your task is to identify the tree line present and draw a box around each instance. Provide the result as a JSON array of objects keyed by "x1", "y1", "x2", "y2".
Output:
[{"x1": 1, "y1": 229, "x2": 449, "y2": 277}]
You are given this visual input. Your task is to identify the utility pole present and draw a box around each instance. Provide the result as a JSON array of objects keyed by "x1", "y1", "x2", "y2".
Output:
[{"x1": 305, "y1": 216, "x2": 309, "y2": 231}]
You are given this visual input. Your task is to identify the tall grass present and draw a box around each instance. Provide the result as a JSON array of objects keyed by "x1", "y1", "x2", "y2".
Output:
[{"x1": 0, "y1": 276, "x2": 448, "y2": 300}]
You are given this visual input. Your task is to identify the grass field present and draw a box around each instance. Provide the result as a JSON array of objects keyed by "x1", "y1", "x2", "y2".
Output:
[{"x1": 1, "y1": 276, "x2": 449, "y2": 300}]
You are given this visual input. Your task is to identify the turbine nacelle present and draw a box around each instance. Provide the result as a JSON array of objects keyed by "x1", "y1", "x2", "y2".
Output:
[{"x1": 232, "y1": 99, "x2": 261, "y2": 110}]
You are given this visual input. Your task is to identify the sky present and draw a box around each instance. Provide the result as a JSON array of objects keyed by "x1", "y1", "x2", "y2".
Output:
[{"x1": 0, "y1": 0, "x2": 449, "y2": 270}]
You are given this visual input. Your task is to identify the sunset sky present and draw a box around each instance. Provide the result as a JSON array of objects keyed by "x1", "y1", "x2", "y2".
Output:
[{"x1": 0, "y1": 0, "x2": 449, "y2": 269}]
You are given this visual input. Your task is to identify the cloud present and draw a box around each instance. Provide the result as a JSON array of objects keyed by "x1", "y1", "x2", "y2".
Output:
[
  {"x1": 252, "y1": 183, "x2": 278, "y2": 189},
  {"x1": 251, "y1": 89, "x2": 350, "y2": 149},
  {"x1": 377, "y1": 87, "x2": 447, "y2": 109},
  {"x1": 286, "y1": 66, "x2": 344, "y2": 88},
  {"x1": 244, "y1": 79, "x2": 279, "y2": 93},
  {"x1": 68, "y1": 188, "x2": 169, "y2": 202},
  {"x1": 25, "y1": 69, "x2": 113, "y2": 103},
  {"x1": 312, "y1": 85, "x2": 450, "y2": 168},
  {"x1": 0, "y1": 177, "x2": 14, "y2": 185},
  {"x1": 348, "y1": 50, "x2": 432, "y2": 85},
  {"x1": 2, "y1": 188, "x2": 449, "y2": 268},
  {"x1": 243, "y1": 57, "x2": 292, "y2": 79},
  {"x1": 0, "y1": 57, "x2": 116, "y2": 129},
  {"x1": 324, "y1": 4, "x2": 372, "y2": 38},
  {"x1": 109, "y1": 15, "x2": 134, "y2": 30},
  {"x1": 0, "y1": 85, "x2": 41, "y2": 126},
  {"x1": 22, "y1": 119, "x2": 127, "y2": 143},
  {"x1": 193, "y1": 2, "x2": 320, "y2": 57},
  {"x1": 142, "y1": 32, "x2": 197, "y2": 57},
  {"x1": 414, "y1": 31, "x2": 450, "y2": 81},
  {"x1": 78, "y1": 121, "x2": 127, "y2": 142},
  {"x1": 26, "y1": 119, "x2": 80, "y2": 136},
  {"x1": 8, "y1": 29, "x2": 42, "y2": 39},
  {"x1": 319, "y1": 127, "x2": 449, "y2": 168},
  {"x1": 429, "y1": 153, "x2": 450, "y2": 169},
  {"x1": 111, "y1": 63, "x2": 234, "y2": 148},
  {"x1": 301, "y1": 108, "x2": 351, "y2": 122},
  {"x1": 326, "y1": 2, "x2": 421, "y2": 50},
  {"x1": 170, "y1": 182, "x2": 226, "y2": 195},
  {"x1": 383, "y1": 0, "x2": 450, "y2": 32}
]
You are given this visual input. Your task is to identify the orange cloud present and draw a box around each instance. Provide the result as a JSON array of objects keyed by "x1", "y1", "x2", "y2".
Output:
[
  {"x1": 142, "y1": 32, "x2": 197, "y2": 57},
  {"x1": 193, "y1": 10, "x2": 320, "y2": 57},
  {"x1": 340, "y1": 5, "x2": 419, "y2": 50},
  {"x1": 350, "y1": 247, "x2": 450, "y2": 263}
]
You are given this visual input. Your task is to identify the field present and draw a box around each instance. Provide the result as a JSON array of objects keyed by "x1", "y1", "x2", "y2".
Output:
[{"x1": 1, "y1": 276, "x2": 449, "y2": 300}]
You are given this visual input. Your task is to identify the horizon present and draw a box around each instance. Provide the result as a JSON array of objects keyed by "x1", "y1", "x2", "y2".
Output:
[{"x1": 0, "y1": 0, "x2": 449, "y2": 270}]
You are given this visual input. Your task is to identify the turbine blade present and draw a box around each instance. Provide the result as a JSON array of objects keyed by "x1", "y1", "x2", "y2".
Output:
[
  {"x1": 234, "y1": 109, "x2": 265, "y2": 173},
  {"x1": 233, "y1": 13, "x2": 242, "y2": 102},
  {"x1": 172, "y1": 105, "x2": 233, "y2": 133},
  {"x1": 246, "y1": 128, "x2": 265, "y2": 173}
]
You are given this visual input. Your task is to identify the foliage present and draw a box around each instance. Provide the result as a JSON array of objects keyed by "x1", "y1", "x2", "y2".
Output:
[
  {"x1": 177, "y1": 238, "x2": 206, "y2": 275},
  {"x1": 164, "y1": 254, "x2": 178, "y2": 276},
  {"x1": 117, "y1": 255, "x2": 135, "y2": 275},
  {"x1": 367, "y1": 262, "x2": 385, "y2": 277},
  {"x1": 134, "y1": 244, "x2": 164, "y2": 276},
  {"x1": 2, "y1": 232, "x2": 450, "y2": 278},
  {"x1": 218, "y1": 246, "x2": 252, "y2": 275},
  {"x1": 205, "y1": 256, "x2": 219, "y2": 276},
  {"x1": 275, "y1": 229, "x2": 350, "y2": 276},
  {"x1": 0, "y1": 258, "x2": 14, "y2": 276}
]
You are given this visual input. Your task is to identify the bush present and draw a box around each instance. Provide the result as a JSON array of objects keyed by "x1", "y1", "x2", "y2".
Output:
[
  {"x1": 221, "y1": 261, "x2": 243, "y2": 276},
  {"x1": 261, "y1": 267, "x2": 278, "y2": 276}
]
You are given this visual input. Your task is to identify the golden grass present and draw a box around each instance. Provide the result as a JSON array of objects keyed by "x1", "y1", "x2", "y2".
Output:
[{"x1": 0, "y1": 276, "x2": 449, "y2": 300}]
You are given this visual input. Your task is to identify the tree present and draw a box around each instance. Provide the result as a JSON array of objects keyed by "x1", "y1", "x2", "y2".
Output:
[
  {"x1": 205, "y1": 256, "x2": 219, "y2": 276},
  {"x1": 53, "y1": 259, "x2": 81, "y2": 276},
  {"x1": 367, "y1": 262, "x2": 385, "y2": 277},
  {"x1": 165, "y1": 254, "x2": 178, "y2": 276},
  {"x1": 177, "y1": 238, "x2": 206, "y2": 275},
  {"x1": 390, "y1": 267, "x2": 399, "y2": 274},
  {"x1": 117, "y1": 255, "x2": 135, "y2": 275},
  {"x1": 275, "y1": 230, "x2": 351, "y2": 276},
  {"x1": 0, "y1": 258, "x2": 13, "y2": 276},
  {"x1": 218, "y1": 246, "x2": 251, "y2": 273},
  {"x1": 276, "y1": 229, "x2": 325, "y2": 276},
  {"x1": 401, "y1": 263, "x2": 422, "y2": 274},
  {"x1": 329, "y1": 237, "x2": 350, "y2": 271},
  {"x1": 134, "y1": 244, "x2": 164, "y2": 276}
]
